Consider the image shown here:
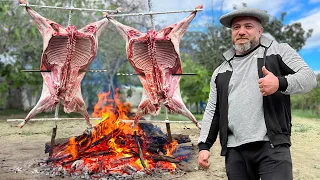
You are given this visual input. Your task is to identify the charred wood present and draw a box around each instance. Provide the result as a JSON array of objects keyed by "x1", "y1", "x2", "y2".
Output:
[
  {"x1": 80, "y1": 128, "x2": 120, "y2": 152},
  {"x1": 45, "y1": 137, "x2": 70, "y2": 153},
  {"x1": 172, "y1": 134, "x2": 191, "y2": 144},
  {"x1": 134, "y1": 131, "x2": 148, "y2": 171},
  {"x1": 146, "y1": 154, "x2": 180, "y2": 163},
  {"x1": 121, "y1": 165, "x2": 137, "y2": 175}
]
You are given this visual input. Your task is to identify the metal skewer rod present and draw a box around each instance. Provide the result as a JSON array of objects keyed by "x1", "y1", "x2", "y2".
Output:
[
  {"x1": 21, "y1": 70, "x2": 142, "y2": 75},
  {"x1": 108, "y1": 9, "x2": 203, "y2": 17},
  {"x1": 20, "y1": 70, "x2": 198, "y2": 75},
  {"x1": 21, "y1": 69, "x2": 112, "y2": 72},
  {"x1": 19, "y1": 4, "x2": 202, "y2": 16},
  {"x1": 19, "y1": 3, "x2": 119, "y2": 13}
]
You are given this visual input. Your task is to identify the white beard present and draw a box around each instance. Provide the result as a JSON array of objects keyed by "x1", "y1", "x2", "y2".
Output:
[
  {"x1": 233, "y1": 38, "x2": 259, "y2": 54},
  {"x1": 233, "y1": 42, "x2": 251, "y2": 53}
]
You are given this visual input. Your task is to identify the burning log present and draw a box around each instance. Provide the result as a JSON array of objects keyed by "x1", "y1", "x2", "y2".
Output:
[
  {"x1": 62, "y1": 151, "x2": 114, "y2": 166},
  {"x1": 145, "y1": 143, "x2": 160, "y2": 154},
  {"x1": 110, "y1": 156, "x2": 135, "y2": 166},
  {"x1": 146, "y1": 154, "x2": 181, "y2": 163},
  {"x1": 172, "y1": 134, "x2": 191, "y2": 144},
  {"x1": 79, "y1": 128, "x2": 121, "y2": 152},
  {"x1": 46, "y1": 154, "x2": 72, "y2": 163},
  {"x1": 134, "y1": 131, "x2": 148, "y2": 171},
  {"x1": 47, "y1": 128, "x2": 120, "y2": 164}
]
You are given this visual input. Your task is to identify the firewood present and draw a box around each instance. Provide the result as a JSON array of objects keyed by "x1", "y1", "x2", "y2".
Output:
[
  {"x1": 134, "y1": 131, "x2": 148, "y2": 171},
  {"x1": 145, "y1": 154, "x2": 180, "y2": 163},
  {"x1": 171, "y1": 134, "x2": 191, "y2": 144}
]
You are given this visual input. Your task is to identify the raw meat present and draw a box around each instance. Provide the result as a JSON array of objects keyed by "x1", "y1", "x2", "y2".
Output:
[
  {"x1": 19, "y1": 2, "x2": 108, "y2": 128},
  {"x1": 107, "y1": 5, "x2": 202, "y2": 128}
]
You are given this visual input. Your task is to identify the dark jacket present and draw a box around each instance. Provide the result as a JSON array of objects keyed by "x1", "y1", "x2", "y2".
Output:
[{"x1": 198, "y1": 35, "x2": 317, "y2": 156}]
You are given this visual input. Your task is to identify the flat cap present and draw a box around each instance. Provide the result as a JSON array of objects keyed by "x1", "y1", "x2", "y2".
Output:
[{"x1": 220, "y1": 8, "x2": 269, "y2": 28}]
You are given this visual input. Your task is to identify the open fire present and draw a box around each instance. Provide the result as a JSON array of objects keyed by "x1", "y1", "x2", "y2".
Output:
[{"x1": 44, "y1": 90, "x2": 191, "y2": 178}]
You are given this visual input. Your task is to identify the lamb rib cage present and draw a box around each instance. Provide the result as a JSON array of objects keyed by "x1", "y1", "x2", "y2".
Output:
[
  {"x1": 107, "y1": 5, "x2": 203, "y2": 129},
  {"x1": 19, "y1": 3, "x2": 109, "y2": 128}
]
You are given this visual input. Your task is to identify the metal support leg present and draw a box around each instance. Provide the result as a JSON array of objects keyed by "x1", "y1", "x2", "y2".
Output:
[{"x1": 165, "y1": 108, "x2": 173, "y2": 143}]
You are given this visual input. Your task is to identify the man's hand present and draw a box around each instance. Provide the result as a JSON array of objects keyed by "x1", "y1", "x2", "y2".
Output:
[
  {"x1": 258, "y1": 66, "x2": 279, "y2": 96},
  {"x1": 198, "y1": 150, "x2": 210, "y2": 169}
]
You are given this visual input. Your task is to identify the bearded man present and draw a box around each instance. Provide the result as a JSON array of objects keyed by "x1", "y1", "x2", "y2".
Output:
[{"x1": 197, "y1": 7, "x2": 317, "y2": 180}]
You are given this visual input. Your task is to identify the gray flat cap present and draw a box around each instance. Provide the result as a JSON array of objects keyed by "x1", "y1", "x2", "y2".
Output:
[{"x1": 220, "y1": 8, "x2": 269, "y2": 28}]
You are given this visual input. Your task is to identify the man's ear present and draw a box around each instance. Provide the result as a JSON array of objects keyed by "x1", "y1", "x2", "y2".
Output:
[{"x1": 259, "y1": 26, "x2": 263, "y2": 35}]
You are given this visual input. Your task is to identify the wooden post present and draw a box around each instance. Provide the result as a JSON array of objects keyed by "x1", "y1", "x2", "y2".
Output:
[
  {"x1": 165, "y1": 108, "x2": 173, "y2": 143},
  {"x1": 49, "y1": 104, "x2": 59, "y2": 157}
]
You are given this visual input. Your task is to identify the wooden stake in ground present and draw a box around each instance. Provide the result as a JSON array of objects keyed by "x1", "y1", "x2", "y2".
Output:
[
  {"x1": 49, "y1": 104, "x2": 59, "y2": 157},
  {"x1": 165, "y1": 108, "x2": 173, "y2": 142}
]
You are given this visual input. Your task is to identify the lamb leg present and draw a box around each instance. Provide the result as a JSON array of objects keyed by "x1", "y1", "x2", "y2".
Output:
[
  {"x1": 165, "y1": 89, "x2": 201, "y2": 129},
  {"x1": 18, "y1": 84, "x2": 58, "y2": 128}
]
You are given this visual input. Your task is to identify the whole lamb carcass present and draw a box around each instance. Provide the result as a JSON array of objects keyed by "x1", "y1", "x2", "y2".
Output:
[
  {"x1": 107, "y1": 5, "x2": 202, "y2": 128},
  {"x1": 19, "y1": 1, "x2": 108, "y2": 128}
]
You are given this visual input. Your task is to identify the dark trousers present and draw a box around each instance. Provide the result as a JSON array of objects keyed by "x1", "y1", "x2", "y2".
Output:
[{"x1": 225, "y1": 141, "x2": 293, "y2": 180}]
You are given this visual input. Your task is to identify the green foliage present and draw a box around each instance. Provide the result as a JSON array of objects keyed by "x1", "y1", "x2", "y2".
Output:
[
  {"x1": 180, "y1": 54, "x2": 211, "y2": 104},
  {"x1": 182, "y1": 26, "x2": 231, "y2": 72},
  {"x1": 264, "y1": 12, "x2": 313, "y2": 51},
  {"x1": 291, "y1": 74, "x2": 320, "y2": 115},
  {"x1": 292, "y1": 109, "x2": 320, "y2": 119},
  {"x1": 291, "y1": 87, "x2": 320, "y2": 115}
]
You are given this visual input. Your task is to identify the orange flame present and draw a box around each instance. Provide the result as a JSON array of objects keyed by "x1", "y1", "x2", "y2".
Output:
[
  {"x1": 65, "y1": 137, "x2": 78, "y2": 159},
  {"x1": 51, "y1": 89, "x2": 178, "y2": 175}
]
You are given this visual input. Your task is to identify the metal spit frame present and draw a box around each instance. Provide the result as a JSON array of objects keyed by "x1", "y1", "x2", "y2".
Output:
[{"x1": 12, "y1": 0, "x2": 202, "y2": 156}]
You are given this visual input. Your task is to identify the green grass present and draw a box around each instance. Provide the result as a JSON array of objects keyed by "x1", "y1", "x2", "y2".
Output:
[
  {"x1": 0, "y1": 108, "x2": 26, "y2": 115},
  {"x1": 292, "y1": 109, "x2": 320, "y2": 119},
  {"x1": 293, "y1": 123, "x2": 311, "y2": 133}
]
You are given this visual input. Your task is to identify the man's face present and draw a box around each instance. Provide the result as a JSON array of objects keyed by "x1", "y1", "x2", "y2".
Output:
[{"x1": 231, "y1": 16, "x2": 263, "y2": 54}]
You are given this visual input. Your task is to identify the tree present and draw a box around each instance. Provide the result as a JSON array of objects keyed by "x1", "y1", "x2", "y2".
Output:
[
  {"x1": 180, "y1": 54, "x2": 211, "y2": 113},
  {"x1": 291, "y1": 73, "x2": 320, "y2": 115},
  {"x1": 264, "y1": 12, "x2": 313, "y2": 51}
]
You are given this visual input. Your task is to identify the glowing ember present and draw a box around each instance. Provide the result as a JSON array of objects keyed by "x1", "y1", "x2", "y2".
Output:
[{"x1": 49, "y1": 89, "x2": 179, "y2": 177}]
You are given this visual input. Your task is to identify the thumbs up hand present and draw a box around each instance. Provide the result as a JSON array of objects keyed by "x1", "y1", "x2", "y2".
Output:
[{"x1": 258, "y1": 66, "x2": 279, "y2": 96}]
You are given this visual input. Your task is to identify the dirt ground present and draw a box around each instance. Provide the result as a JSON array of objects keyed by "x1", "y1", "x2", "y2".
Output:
[{"x1": 0, "y1": 115, "x2": 319, "y2": 180}]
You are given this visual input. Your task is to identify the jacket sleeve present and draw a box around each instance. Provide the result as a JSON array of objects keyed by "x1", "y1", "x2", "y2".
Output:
[
  {"x1": 198, "y1": 67, "x2": 220, "y2": 151},
  {"x1": 277, "y1": 43, "x2": 317, "y2": 94}
]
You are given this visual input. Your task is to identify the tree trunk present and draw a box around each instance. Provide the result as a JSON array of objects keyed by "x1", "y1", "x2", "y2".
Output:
[
  {"x1": 7, "y1": 85, "x2": 23, "y2": 109},
  {"x1": 195, "y1": 102, "x2": 199, "y2": 114}
]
